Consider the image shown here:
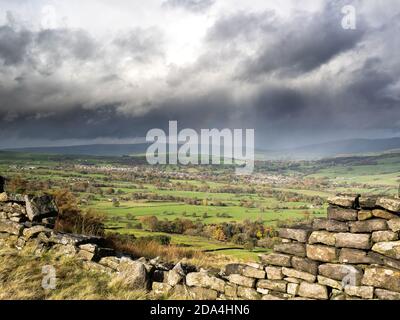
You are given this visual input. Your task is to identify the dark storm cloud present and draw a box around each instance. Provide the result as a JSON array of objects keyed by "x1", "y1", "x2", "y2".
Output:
[
  {"x1": 0, "y1": 1, "x2": 400, "y2": 148},
  {"x1": 0, "y1": 25, "x2": 32, "y2": 66},
  {"x1": 162, "y1": 0, "x2": 215, "y2": 13}
]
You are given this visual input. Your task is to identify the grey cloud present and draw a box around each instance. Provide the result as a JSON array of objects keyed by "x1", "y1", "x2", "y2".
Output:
[
  {"x1": 0, "y1": 25, "x2": 32, "y2": 66},
  {"x1": 162, "y1": 0, "x2": 215, "y2": 13}
]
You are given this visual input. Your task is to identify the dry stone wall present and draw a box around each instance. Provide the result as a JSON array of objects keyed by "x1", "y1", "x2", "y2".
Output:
[{"x1": 1, "y1": 184, "x2": 400, "y2": 300}]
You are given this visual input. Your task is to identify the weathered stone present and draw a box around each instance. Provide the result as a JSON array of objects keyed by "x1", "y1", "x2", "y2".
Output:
[
  {"x1": 274, "y1": 243, "x2": 306, "y2": 257},
  {"x1": 15, "y1": 237, "x2": 26, "y2": 250},
  {"x1": 0, "y1": 220, "x2": 24, "y2": 236},
  {"x1": 48, "y1": 232, "x2": 103, "y2": 246},
  {"x1": 317, "y1": 275, "x2": 343, "y2": 290},
  {"x1": 261, "y1": 294, "x2": 285, "y2": 300},
  {"x1": 79, "y1": 243, "x2": 97, "y2": 253},
  {"x1": 82, "y1": 261, "x2": 113, "y2": 274},
  {"x1": 306, "y1": 245, "x2": 338, "y2": 262},
  {"x1": 188, "y1": 287, "x2": 218, "y2": 300},
  {"x1": 388, "y1": 218, "x2": 400, "y2": 232},
  {"x1": 291, "y1": 256, "x2": 319, "y2": 275},
  {"x1": 284, "y1": 277, "x2": 301, "y2": 284},
  {"x1": 244, "y1": 262, "x2": 263, "y2": 269},
  {"x1": 372, "y1": 230, "x2": 398, "y2": 243},
  {"x1": 335, "y1": 233, "x2": 371, "y2": 250},
  {"x1": 22, "y1": 225, "x2": 50, "y2": 240},
  {"x1": 77, "y1": 249, "x2": 95, "y2": 261},
  {"x1": 298, "y1": 282, "x2": 328, "y2": 300},
  {"x1": 241, "y1": 266, "x2": 265, "y2": 279},
  {"x1": 372, "y1": 209, "x2": 398, "y2": 220},
  {"x1": 237, "y1": 286, "x2": 261, "y2": 300},
  {"x1": 359, "y1": 197, "x2": 377, "y2": 209},
  {"x1": 265, "y1": 266, "x2": 283, "y2": 280},
  {"x1": 282, "y1": 267, "x2": 316, "y2": 283},
  {"x1": 287, "y1": 283, "x2": 299, "y2": 296},
  {"x1": 166, "y1": 269, "x2": 183, "y2": 286},
  {"x1": 24, "y1": 194, "x2": 58, "y2": 221},
  {"x1": 374, "y1": 289, "x2": 400, "y2": 300},
  {"x1": 313, "y1": 218, "x2": 349, "y2": 232},
  {"x1": 259, "y1": 253, "x2": 291, "y2": 267},
  {"x1": 278, "y1": 228, "x2": 310, "y2": 243},
  {"x1": 226, "y1": 274, "x2": 255, "y2": 288},
  {"x1": 358, "y1": 210, "x2": 373, "y2": 221},
  {"x1": 0, "y1": 192, "x2": 7, "y2": 201},
  {"x1": 186, "y1": 272, "x2": 225, "y2": 292},
  {"x1": 308, "y1": 231, "x2": 336, "y2": 246},
  {"x1": 372, "y1": 241, "x2": 400, "y2": 259},
  {"x1": 117, "y1": 258, "x2": 148, "y2": 289},
  {"x1": 152, "y1": 282, "x2": 173, "y2": 296},
  {"x1": 224, "y1": 283, "x2": 237, "y2": 297},
  {"x1": 376, "y1": 198, "x2": 400, "y2": 213},
  {"x1": 98, "y1": 256, "x2": 120, "y2": 270},
  {"x1": 257, "y1": 280, "x2": 287, "y2": 293},
  {"x1": 256, "y1": 287, "x2": 270, "y2": 295},
  {"x1": 328, "y1": 195, "x2": 357, "y2": 208},
  {"x1": 339, "y1": 248, "x2": 379, "y2": 264},
  {"x1": 344, "y1": 286, "x2": 374, "y2": 299},
  {"x1": 328, "y1": 206, "x2": 358, "y2": 221},
  {"x1": 362, "y1": 267, "x2": 400, "y2": 293},
  {"x1": 51, "y1": 244, "x2": 77, "y2": 258},
  {"x1": 318, "y1": 264, "x2": 362, "y2": 285},
  {"x1": 224, "y1": 263, "x2": 245, "y2": 275},
  {"x1": 349, "y1": 219, "x2": 387, "y2": 233}
]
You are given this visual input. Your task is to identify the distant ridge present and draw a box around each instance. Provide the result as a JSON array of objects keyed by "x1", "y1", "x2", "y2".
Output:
[{"x1": 3, "y1": 137, "x2": 400, "y2": 160}]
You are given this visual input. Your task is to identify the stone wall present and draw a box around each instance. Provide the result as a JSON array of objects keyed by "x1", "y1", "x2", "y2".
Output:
[{"x1": 1, "y1": 187, "x2": 400, "y2": 300}]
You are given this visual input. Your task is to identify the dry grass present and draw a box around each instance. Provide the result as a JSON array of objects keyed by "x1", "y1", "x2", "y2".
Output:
[{"x1": 0, "y1": 243, "x2": 149, "y2": 300}]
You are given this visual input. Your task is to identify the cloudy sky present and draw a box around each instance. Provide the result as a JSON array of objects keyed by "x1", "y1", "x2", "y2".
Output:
[{"x1": 0, "y1": 0, "x2": 399, "y2": 149}]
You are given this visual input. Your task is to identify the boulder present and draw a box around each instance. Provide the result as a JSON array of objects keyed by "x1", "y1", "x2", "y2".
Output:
[
  {"x1": 349, "y1": 219, "x2": 387, "y2": 233},
  {"x1": 298, "y1": 282, "x2": 328, "y2": 300},
  {"x1": 291, "y1": 257, "x2": 319, "y2": 275},
  {"x1": 77, "y1": 249, "x2": 96, "y2": 261},
  {"x1": 306, "y1": 245, "x2": 338, "y2": 262},
  {"x1": 0, "y1": 220, "x2": 24, "y2": 236},
  {"x1": 224, "y1": 263, "x2": 245, "y2": 275},
  {"x1": 327, "y1": 195, "x2": 357, "y2": 208},
  {"x1": 259, "y1": 253, "x2": 291, "y2": 267},
  {"x1": 226, "y1": 274, "x2": 255, "y2": 288},
  {"x1": 318, "y1": 264, "x2": 362, "y2": 285},
  {"x1": 282, "y1": 267, "x2": 316, "y2": 283},
  {"x1": 308, "y1": 231, "x2": 336, "y2": 246},
  {"x1": 237, "y1": 286, "x2": 261, "y2": 300},
  {"x1": 278, "y1": 228, "x2": 310, "y2": 243},
  {"x1": 265, "y1": 266, "x2": 283, "y2": 280},
  {"x1": 372, "y1": 209, "x2": 398, "y2": 220},
  {"x1": 344, "y1": 286, "x2": 374, "y2": 299},
  {"x1": 376, "y1": 198, "x2": 400, "y2": 213},
  {"x1": 358, "y1": 210, "x2": 373, "y2": 221},
  {"x1": 261, "y1": 294, "x2": 285, "y2": 300},
  {"x1": 374, "y1": 289, "x2": 400, "y2": 300},
  {"x1": 50, "y1": 244, "x2": 77, "y2": 258},
  {"x1": 274, "y1": 243, "x2": 306, "y2": 257},
  {"x1": 117, "y1": 258, "x2": 148, "y2": 289},
  {"x1": 334, "y1": 233, "x2": 371, "y2": 250},
  {"x1": 24, "y1": 194, "x2": 58, "y2": 221},
  {"x1": 372, "y1": 230, "x2": 398, "y2": 243},
  {"x1": 186, "y1": 272, "x2": 225, "y2": 292},
  {"x1": 388, "y1": 218, "x2": 400, "y2": 232},
  {"x1": 362, "y1": 267, "x2": 400, "y2": 293},
  {"x1": 257, "y1": 279, "x2": 287, "y2": 293},
  {"x1": 371, "y1": 241, "x2": 400, "y2": 259},
  {"x1": 327, "y1": 206, "x2": 358, "y2": 221}
]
